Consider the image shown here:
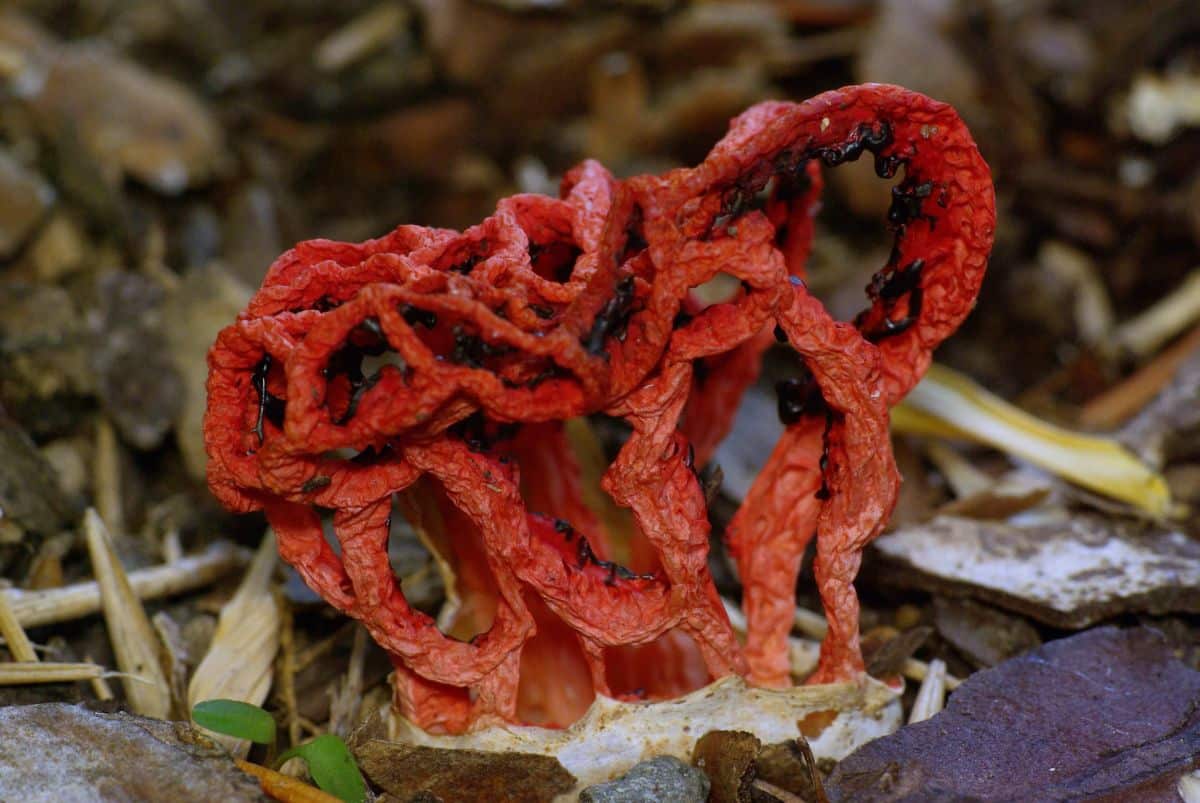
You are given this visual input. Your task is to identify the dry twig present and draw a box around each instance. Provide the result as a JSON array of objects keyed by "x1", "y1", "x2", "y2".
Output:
[
  {"x1": 0, "y1": 661, "x2": 105, "y2": 685},
  {"x1": 1080, "y1": 323, "x2": 1200, "y2": 428},
  {"x1": 7, "y1": 541, "x2": 246, "y2": 628}
]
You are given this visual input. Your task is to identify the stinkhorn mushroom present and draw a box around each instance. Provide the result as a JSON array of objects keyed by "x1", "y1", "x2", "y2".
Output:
[{"x1": 204, "y1": 83, "x2": 994, "y2": 732}]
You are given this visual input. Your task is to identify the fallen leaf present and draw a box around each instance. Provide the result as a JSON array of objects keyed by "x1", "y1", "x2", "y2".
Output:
[
  {"x1": 892, "y1": 363, "x2": 1171, "y2": 517},
  {"x1": 825, "y1": 627, "x2": 1200, "y2": 801},
  {"x1": 188, "y1": 532, "x2": 281, "y2": 757}
]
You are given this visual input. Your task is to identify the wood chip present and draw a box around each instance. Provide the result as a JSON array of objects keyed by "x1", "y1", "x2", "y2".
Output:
[
  {"x1": 691, "y1": 730, "x2": 759, "y2": 803},
  {"x1": 356, "y1": 742, "x2": 576, "y2": 803},
  {"x1": 924, "y1": 441, "x2": 992, "y2": 498},
  {"x1": 153, "y1": 611, "x2": 190, "y2": 718},
  {"x1": 754, "y1": 739, "x2": 829, "y2": 803},
  {"x1": 751, "y1": 778, "x2": 809, "y2": 803},
  {"x1": 84, "y1": 508, "x2": 171, "y2": 718},
  {"x1": 314, "y1": 3, "x2": 409, "y2": 73}
]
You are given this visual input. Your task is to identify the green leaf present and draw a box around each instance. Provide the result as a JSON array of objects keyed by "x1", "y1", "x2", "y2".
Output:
[
  {"x1": 191, "y1": 699, "x2": 277, "y2": 745},
  {"x1": 276, "y1": 733, "x2": 366, "y2": 803}
]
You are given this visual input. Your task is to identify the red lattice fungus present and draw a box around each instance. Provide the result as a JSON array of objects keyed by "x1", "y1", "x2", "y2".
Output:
[{"x1": 205, "y1": 84, "x2": 994, "y2": 731}]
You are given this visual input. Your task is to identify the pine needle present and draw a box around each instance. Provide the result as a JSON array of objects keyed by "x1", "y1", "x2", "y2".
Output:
[
  {"x1": 0, "y1": 662, "x2": 106, "y2": 684},
  {"x1": 83, "y1": 508, "x2": 171, "y2": 718}
]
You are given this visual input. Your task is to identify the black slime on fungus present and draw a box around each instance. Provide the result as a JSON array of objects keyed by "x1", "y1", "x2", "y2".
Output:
[
  {"x1": 584, "y1": 275, "x2": 637, "y2": 356},
  {"x1": 251, "y1": 355, "x2": 286, "y2": 444}
]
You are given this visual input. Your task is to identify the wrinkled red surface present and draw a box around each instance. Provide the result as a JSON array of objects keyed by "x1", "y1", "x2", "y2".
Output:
[{"x1": 204, "y1": 83, "x2": 994, "y2": 730}]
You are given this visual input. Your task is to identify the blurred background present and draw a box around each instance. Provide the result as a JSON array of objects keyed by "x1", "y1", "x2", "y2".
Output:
[
  {"x1": 4, "y1": 0, "x2": 1199, "y2": 438},
  {"x1": 1, "y1": 0, "x2": 1199, "y2": 727}
]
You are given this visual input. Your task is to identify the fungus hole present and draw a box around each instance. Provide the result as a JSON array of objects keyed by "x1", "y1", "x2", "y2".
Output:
[
  {"x1": 322, "y1": 318, "x2": 408, "y2": 425},
  {"x1": 528, "y1": 239, "x2": 583, "y2": 284}
]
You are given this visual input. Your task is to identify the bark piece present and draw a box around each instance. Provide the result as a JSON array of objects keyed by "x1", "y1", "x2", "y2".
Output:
[
  {"x1": 754, "y1": 739, "x2": 828, "y2": 803},
  {"x1": 874, "y1": 513, "x2": 1200, "y2": 628},
  {"x1": 932, "y1": 596, "x2": 1041, "y2": 668},
  {"x1": 692, "y1": 730, "x2": 760, "y2": 803},
  {"x1": 356, "y1": 741, "x2": 574, "y2": 803}
]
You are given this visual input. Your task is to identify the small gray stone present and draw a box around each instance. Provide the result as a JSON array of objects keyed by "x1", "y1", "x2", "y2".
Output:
[
  {"x1": 580, "y1": 756, "x2": 710, "y2": 803},
  {"x1": 0, "y1": 703, "x2": 267, "y2": 802}
]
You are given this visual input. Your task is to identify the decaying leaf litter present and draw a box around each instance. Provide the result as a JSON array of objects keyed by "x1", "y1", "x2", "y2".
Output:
[{"x1": 1, "y1": 2, "x2": 1199, "y2": 802}]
